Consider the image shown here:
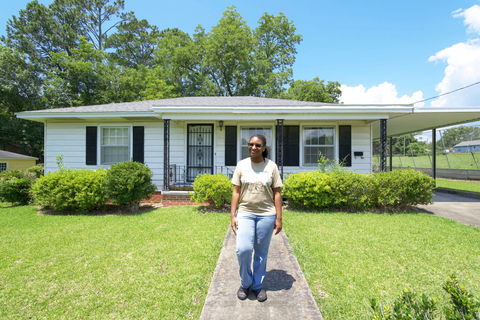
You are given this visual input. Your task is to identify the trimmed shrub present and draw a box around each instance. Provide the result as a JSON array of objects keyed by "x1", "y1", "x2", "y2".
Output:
[
  {"x1": 104, "y1": 161, "x2": 157, "y2": 211},
  {"x1": 191, "y1": 173, "x2": 233, "y2": 207},
  {"x1": 32, "y1": 168, "x2": 108, "y2": 213},
  {"x1": 283, "y1": 169, "x2": 434, "y2": 211},
  {"x1": 0, "y1": 177, "x2": 35, "y2": 204}
]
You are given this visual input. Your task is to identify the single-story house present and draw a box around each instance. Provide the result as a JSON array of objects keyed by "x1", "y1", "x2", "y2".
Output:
[
  {"x1": 453, "y1": 140, "x2": 480, "y2": 153},
  {"x1": 0, "y1": 150, "x2": 38, "y2": 173},
  {"x1": 15, "y1": 97, "x2": 480, "y2": 196}
]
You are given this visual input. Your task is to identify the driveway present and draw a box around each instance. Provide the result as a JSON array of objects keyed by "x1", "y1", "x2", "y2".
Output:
[{"x1": 417, "y1": 192, "x2": 480, "y2": 228}]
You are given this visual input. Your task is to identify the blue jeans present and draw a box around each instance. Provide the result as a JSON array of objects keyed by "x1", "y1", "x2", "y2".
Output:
[{"x1": 236, "y1": 211, "x2": 276, "y2": 290}]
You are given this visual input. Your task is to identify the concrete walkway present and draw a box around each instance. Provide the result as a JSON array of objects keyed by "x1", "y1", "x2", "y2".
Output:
[
  {"x1": 417, "y1": 191, "x2": 480, "y2": 228},
  {"x1": 200, "y1": 228, "x2": 323, "y2": 320}
]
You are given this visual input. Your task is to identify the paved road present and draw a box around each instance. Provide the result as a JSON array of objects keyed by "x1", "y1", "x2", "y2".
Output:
[{"x1": 417, "y1": 192, "x2": 480, "y2": 228}]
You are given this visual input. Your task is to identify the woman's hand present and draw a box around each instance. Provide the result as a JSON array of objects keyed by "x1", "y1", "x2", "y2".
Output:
[
  {"x1": 274, "y1": 218, "x2": 282, "y2": 235},
  {"x1": 273, "y1": 187, "x2": 282, "y2": 235},
  {"x1": 231, "y1": 185, "x2": 241, "y2": 235},
  {"x1": 231, "y1": 216, "x2": 238, "y2": 235}
]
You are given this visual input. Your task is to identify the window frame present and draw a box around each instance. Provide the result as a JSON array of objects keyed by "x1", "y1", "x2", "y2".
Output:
[
  {"x1": 239, "y1": 126, "x2": 274, "y2": 161},
  {"x1": 0, "y1": 162, "x2": 8, "y2": 172},
  {"x1": 302, "y1": 125, "x2": 336, "y2": 166},
  {"x1": 100, "y1": 126, "x2": 131, "y2": 165}
]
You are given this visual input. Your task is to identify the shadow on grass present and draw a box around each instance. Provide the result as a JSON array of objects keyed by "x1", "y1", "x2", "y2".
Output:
[
  {"x1": 284, "y1": 203, "x2": 428, "y2": 215},
  {"x1": 37, "y1": 203, "x2": 161, "y2": 216}
]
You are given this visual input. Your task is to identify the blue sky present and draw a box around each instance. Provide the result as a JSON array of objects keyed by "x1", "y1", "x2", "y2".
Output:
[{"x1": 2, "y1": 0, "x2": 480, "y2": 113}]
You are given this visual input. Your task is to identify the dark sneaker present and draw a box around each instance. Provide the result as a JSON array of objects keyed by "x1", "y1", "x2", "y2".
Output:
[
  {"x1": 252, "y1": 288, "x2": 267, "y2": 302},
  {"x1": 237, "y1": 286, "x2": 249, "y2": 300}
]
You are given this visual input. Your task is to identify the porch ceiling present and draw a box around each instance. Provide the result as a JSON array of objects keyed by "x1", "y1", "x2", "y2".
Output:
[{"x1": 372, "y1": 108, "x2": 480, "y2": 139}]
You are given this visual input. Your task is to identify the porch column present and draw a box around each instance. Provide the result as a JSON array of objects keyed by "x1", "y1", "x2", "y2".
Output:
[
  {"x1": 276, "y1": 119, "x2": 284, "y2": 179},
  {"x1": 389, "y1": 136, "x2": 393, "y2": 172},
  {"x1": 163, "y1": 119, "x2": 170, "y2": 190},
  {"x1": 432, "y1": 128, "x2": 436, "y2": 185},
  {"x1": 380, "y1": 119, "x2": 387, "y2": 172}
]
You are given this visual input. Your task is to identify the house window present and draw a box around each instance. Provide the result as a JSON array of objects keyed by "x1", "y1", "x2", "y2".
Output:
[
  {"x1": 240, "y1": 127, "x2": 272, "y2": 159},
  {"x1": 0, "y1": 162, "x2": 7, "y2": 172},
  {"x1": 303, "y1": 127, "x2": 334, "y2": 165},
  {"x1": 101, "y1": 127, "x2": 129, "y2": 164}
]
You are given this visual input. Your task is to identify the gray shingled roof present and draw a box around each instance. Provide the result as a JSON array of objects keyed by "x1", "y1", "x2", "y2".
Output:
[
  {"x1": 453, "y1": 140, "x2": 480, "y2": 147},
  {"x1": 22, "y1": 96, "x2": 332, "y2": 113},
  {"x1": 0, "y1": 150, "x2": 38, "y2": 159}
]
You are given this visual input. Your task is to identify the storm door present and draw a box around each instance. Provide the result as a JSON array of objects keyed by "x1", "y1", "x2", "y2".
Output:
[{"x1": 187, "y1": 124, "x2": 214, "y2": 182}]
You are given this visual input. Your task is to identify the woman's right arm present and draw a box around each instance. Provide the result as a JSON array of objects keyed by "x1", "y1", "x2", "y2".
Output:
[{"x1": 230, "y1": 185, "x2": 241, "y2": 235}]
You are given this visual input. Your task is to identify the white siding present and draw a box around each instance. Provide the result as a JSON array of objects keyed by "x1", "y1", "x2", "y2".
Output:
[
  {"x1": 350, "y1": 123, "x2": 372, "y2": 174},
  {"x1": 44, "y1": 121, "x2": 164, "y2": 189},
  {"x1": 44, "y1": 119, "x2": 373, "y2": 191}
]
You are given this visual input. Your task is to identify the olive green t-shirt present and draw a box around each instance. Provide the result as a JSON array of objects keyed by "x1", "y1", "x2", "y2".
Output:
[{"x1": 232, "y1": 158, "x2": 283, "y2": 216}]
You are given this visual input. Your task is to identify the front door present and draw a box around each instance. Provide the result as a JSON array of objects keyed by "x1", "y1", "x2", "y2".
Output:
[{"x1": 187, "y1": 124, "x2": 214, "y2": 182}]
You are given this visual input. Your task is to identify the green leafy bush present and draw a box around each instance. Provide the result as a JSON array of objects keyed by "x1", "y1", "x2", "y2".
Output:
[
  {"x1": 364, "y1": 275, "x2": 480, "y2": 320},
  {"x1": 104, "y1": 161, "x2": 156, "y2": 211},
  {"x1": 191, "y1": 173, "x2": 233, "y2": 207},
  {"x1": 26, "y1": 164, "x2": 44, "y2": 179},
  {"x1": 32, "y1": 168, "x2": 108, "y2": 213},
  {"x1": 0, "y1": 177, "x2": 35, "y2": 204},
  {"x1": 0, "y1": 169, "x2": 25, "y2": 181},
  {"x1": 283, "y1": 169, "x2": 434, "y2": 211}
]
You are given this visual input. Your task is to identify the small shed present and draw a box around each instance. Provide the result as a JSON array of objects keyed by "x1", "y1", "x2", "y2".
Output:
[
  {"x1": 453, "y1": 140, "x2": 480, "y2": 153},
  {"x1": 0, "y1": 150, "x2": 38, "y2": 173}
]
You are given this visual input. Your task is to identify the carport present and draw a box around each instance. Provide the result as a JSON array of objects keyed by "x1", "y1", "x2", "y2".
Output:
[{"x1": 370, "y1": 107, "x2": 480, "y2": 180}]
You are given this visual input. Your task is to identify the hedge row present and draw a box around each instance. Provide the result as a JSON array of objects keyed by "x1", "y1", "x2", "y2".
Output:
[
  {"x1": 283, "y1": 169, "x2": 435, "y2": 211},
  {"x1": 0, "y1": 161, "x2": 156, "y2": 213}
]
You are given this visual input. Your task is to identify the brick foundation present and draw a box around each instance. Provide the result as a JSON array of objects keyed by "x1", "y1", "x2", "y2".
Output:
[{"x1": 142, "y1": 191, "x2": 213, "y2": 208}]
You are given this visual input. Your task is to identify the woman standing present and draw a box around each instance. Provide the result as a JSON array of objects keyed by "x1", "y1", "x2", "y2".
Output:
[{"x1": 230, "y1": 134, "x2": 283, "y2": 302}]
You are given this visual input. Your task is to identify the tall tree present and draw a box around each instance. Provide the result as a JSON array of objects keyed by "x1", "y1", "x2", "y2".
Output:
[
  {"x1": 254, "y1": 12, "x2": 302, "y2": 97},
  {"x1": 156, "y1": 6, "x2": 303, "y2": 97},
  {"x1": 156, "y1": 28, "x2": 214, "y2": 96},
  {"x1": 0, "y1": 45, "x2": 45, "y2": 158},
  {"x1": 282, "y1": 77, "x2": 341, "y2": 103},
  {"x1": 107, "y1": 18, "x2": 163, "y2": 69},
  {"x1": 1, "y1": 0, "x2": 83, "y2": 66},
  {"x1": 75, "y1": 0, "x2": 133, "y2": 51}
]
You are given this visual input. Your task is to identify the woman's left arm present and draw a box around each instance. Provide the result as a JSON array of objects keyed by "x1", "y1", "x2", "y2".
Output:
[{"x1": 273, "y1": 187, "x2": 282, "y2": 235}]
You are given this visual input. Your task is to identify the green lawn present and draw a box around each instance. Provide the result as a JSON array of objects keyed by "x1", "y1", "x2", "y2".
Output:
[
  {"x1": 436, "y1": 178, "x2": 480, "y2": 193},
  {"x1": 373, "y1": 152, "x2": 480, "y2": 170},
  {"x1": 284, "y1": 211, "x2": 480, "y2": 320},
  {"x1": 0, "y1": 203, "x2": 229, "y2": 319}
]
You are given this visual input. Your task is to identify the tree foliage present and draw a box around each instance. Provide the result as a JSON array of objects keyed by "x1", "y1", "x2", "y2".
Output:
[
  {"x1": 282, "y1": 77, "x2": 341, "y2": 103},
  {"x1": 1, "y1": 3, "x2": 341, "y2": 161},
  {"x1": 75, "y1": 0, "x2": 134, "y2": 51},
  {"x1": 156, "y1": 6, "x2": 304, "y2": 97},
  {"x1": 438, "y1": 125, "x2": 480, "y2": 150}
]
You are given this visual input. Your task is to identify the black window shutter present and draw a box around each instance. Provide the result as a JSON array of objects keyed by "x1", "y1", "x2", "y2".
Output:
[
  {"x1": 283, "y1": 126, "x2": 299, "y2": 166},
  {"x1": 339, "y1": 125, "x2": 352, "y2": 167},
  {"x1": 86, "y1": 126, "x2": 97, "y2": 165},
  {"x1": 133, "y1": 126, "x2": 145, "y2": 164},
  {"x1": 225, "y1": 126, "x2": 237, "y2": 166}
]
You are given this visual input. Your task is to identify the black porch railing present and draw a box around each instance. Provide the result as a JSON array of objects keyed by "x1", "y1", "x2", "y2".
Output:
[{"x1": 167, "y1": 165, "x2": 234, "y2": 190}]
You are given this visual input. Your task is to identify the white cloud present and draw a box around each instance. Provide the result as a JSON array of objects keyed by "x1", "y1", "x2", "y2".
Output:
[
  {"x1": 340, "y1": 82, "x2": 424, "y2": 106},
  {"x1": 429, "y1": 5, "x2": 480, "y2": 108},
  {"x1": 453, "y1": 5, "x2": 480, "y2": 34}
]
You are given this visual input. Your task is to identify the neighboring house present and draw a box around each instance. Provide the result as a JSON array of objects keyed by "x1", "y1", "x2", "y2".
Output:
[
  {"x1": 15, "y1": 96, "x2": 480, "y2": 192},
  {"x1": 0, "y1": 150, "x2": 38, "y2": 173},
  {"x1": 453, "y1": 140, "x2": 480, "y2": 153}
]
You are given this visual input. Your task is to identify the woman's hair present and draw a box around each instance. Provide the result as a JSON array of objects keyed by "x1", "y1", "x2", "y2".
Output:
[{"x1": 250, "y1": 134, "x2": 269, "y2": 159}]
